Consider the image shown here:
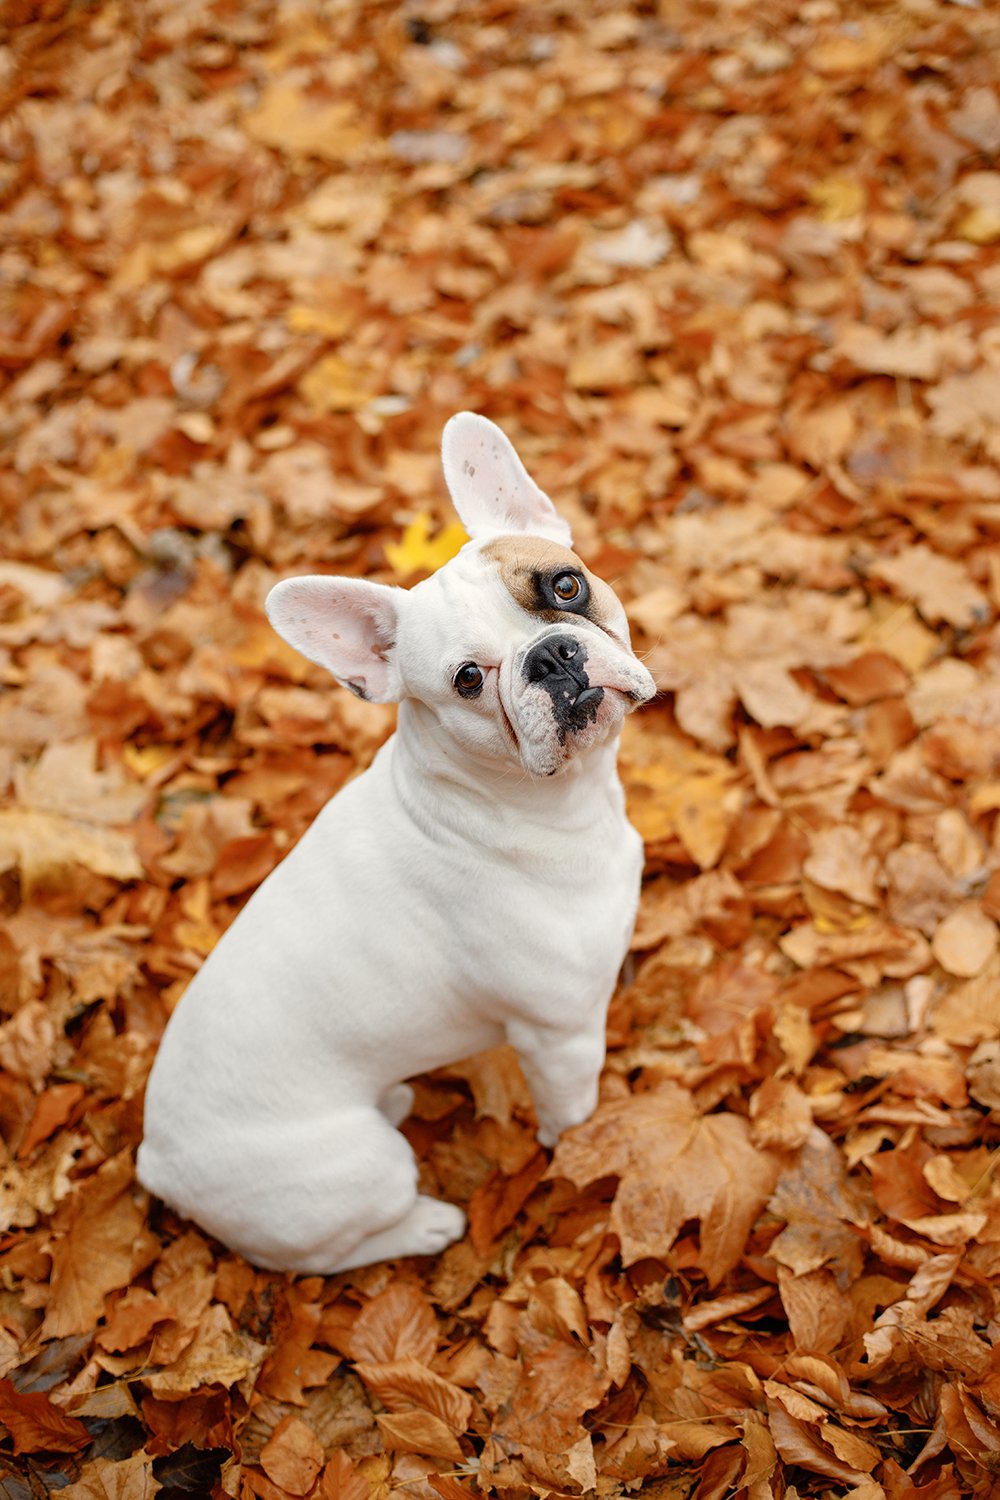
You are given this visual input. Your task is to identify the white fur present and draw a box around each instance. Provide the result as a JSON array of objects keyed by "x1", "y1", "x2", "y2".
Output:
[{"x1": 138, "y1": 415, "x2": 654, "y2": 1273}]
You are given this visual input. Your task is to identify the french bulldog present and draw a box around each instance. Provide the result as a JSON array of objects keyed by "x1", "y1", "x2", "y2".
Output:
[{"x1": 137, "y1": 413, "x2": 655, "y2": 1273}]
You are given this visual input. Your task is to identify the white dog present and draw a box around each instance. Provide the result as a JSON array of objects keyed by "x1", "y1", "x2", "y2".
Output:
[{"x1": 138, "y1": 414, "x2": 655, "y2": 1273}]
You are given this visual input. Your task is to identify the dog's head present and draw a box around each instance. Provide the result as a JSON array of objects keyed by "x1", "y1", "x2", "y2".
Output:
[{"x1": 266, "y1": 414, "x2": 655, "y2": 778}]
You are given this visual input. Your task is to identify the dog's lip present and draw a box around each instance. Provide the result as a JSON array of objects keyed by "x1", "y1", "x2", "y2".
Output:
[{"x1": 497, "y1": 694, "x2": 520, "y2": 755}]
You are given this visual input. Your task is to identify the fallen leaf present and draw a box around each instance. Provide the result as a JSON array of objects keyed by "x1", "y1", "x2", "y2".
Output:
[
  {"x1": 384, "y1": 515, "x2": 468, "y2": 579},
  {"x1": 550, "y1": 1081, "x2": 782, "y2": 1283},
  {"x1": 42, "y1": 1152, "x2": 159, "y2": 1340},
  {"x1": 375, "y1": 1407, "x2": 464, "y2": 1461},
  {"x1": 872, "y1": 546, "x2": 990, "y2": 630},
  {"x1": 0, "y1": 1377, "x2": 90, "y2": 1455},
  {"x1": 0, "y1": 808, "x2": 142, "y2": 893},
  {"x1": 931, "y1": 902, "x2": 997, "y2": 977},
  {"x1": 260, "y1": 1414, "x2": 325, "y2": 1496},
  {"x1": 318, "y1": 1451, "x2": 371, "y2": 1500},
  {"x1": 349, "y1": 1282, "x2": 439, "y2": 1365},
  {"x1": 58, "y1": 1453, "x2": 161, "y2": 1499},
  {"x1": 768, "y1": 1127, "x2": 866, "y2": 1280}
]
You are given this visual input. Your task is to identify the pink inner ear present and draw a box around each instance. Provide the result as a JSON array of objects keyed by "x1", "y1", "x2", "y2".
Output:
[
  {"x1": 442, "y1": 412, "x2": 573, "y2": 545},
  {"x1": 265, "y1": 577, "x2": 401, "y2": 703}
]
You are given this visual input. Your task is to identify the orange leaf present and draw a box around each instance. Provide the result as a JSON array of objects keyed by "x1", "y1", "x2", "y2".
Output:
[
  {"x1": 353, "y1": 1356, "x2": 473, "y2": 1432},
  {"x1": 0, "y1": 1376, "x2": 90, "y2": 1455},
  {"x1": 259, "y1": 1414, "x2": 324, "y2": 1497},
  {"x1": 376, "y1": 1408, "x2": 464, "y2": 1461},
  {"x1": 41, "y1": 1151, "x2": 159, "y2": 1339},
  {"x1": 349, "y1": 1281, "x2": 438, "y2": 1364},
  {"x1": 550, "y1": 1081, "x2": 782, "y2": 1284},
  {"x1": 18, "y1": 1081, "x2": 86, "y2": 1159},
  {"x1": 318, "y1": 1451, "x2": 371, "y2": 1500}
]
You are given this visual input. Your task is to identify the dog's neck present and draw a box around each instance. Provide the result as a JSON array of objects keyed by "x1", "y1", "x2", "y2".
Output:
[{"x1": 386, "y1": 698, "x2": 625, "y2": 857}]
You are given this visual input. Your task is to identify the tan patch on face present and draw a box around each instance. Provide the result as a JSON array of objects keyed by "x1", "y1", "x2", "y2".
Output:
[{"x1": 481, "y1": 535, "x2": 621, "y2": 633}]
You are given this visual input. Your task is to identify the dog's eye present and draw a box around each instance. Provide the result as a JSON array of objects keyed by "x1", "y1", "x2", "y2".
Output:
[
  {"x1": 551, "y1": 571, "x2": 585, "y2": 604},
  {"x1": 454, "y1": 663, "x2": 485, "y2": 698}
]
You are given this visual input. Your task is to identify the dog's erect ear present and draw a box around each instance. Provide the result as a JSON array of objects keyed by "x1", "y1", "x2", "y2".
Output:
[
  {"x1": 266, "y1": 576, "x2": 404, "y2": 702},
  {"x1": 441, "y1": 412, "x2": 573, "y2": 546}
]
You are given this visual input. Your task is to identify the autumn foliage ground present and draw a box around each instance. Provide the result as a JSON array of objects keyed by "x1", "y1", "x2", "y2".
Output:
[{"x1": 2, "y1": 0, "x2": 1000, "y2": 1496}]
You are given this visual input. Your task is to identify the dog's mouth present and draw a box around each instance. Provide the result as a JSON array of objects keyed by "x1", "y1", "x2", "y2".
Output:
[
  {"x1": 497, "y1": 694, "x2": 520, "y2": 756},
  {"x1": 500, "y1": 628, "x2": 654, "y2": 776}
]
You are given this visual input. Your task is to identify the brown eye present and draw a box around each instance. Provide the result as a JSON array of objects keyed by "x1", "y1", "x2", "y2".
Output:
[
  {"x1": 551, "y1": 572, "x2": 583, "y2": 602},
  {"x1": 454, "y1": 663, "x2": 485, "y2": 697}
]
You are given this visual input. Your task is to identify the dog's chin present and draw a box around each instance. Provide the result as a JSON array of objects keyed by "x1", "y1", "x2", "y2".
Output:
[{"x1": 516, "y1": 687, "x2": 633, "y2": 779}]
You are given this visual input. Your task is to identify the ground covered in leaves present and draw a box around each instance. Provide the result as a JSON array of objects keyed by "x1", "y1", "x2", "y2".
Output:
[{"x1": 2, "y1": 0, "x2": 1000, "y2": 1496}]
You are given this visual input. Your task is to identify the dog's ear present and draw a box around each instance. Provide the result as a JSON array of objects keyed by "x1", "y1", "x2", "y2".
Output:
[
  {"x1": 266, "y1": 576, "x2": 404, "y2": 702},
  {"x1": 442, "y1": 412, "x2": 573, "y2": 546}
]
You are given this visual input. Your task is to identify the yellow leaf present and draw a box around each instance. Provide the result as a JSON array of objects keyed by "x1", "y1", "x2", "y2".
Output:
[
  {"x1": 955, "y1": 205, "x2": 1000, "y2": 244},
  {"x1": 298, "y1": 355, "x2": 376, "y2": 413},
  {"x1": 620, "y1": 718, "x2": 741, "y2": 869},
  {"x1": 808, "y1": 174, "x2": 867, "y2": 221},
  {"x1": 121, "y1": 744, "x2": 176, "y2": 779},
  {"x1": 286, "y1": 304, "x2": 358, "y2": 339},
  {"x1": 384, "y1": 514, "x2": 467, "y2": 579},
  {"x1": 175, "y1": 916, "x2": 220, "y2": 958}
]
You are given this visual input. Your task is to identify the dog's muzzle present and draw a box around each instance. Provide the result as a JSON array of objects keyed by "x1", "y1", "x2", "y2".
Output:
[{"x1": 522, "y1": 632, "x2": 604, "y2": 739}]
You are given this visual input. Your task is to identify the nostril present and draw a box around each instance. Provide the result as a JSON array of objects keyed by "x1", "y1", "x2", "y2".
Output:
[{"x1": 556, "y1": 641, "x2": 578, "y2": 661}]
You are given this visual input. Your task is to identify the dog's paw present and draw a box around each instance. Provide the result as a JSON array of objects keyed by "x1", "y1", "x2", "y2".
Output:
[
  {"x1": 409, "y1": 1195, "x2": 466, "y2": 1256},
  {"x1": 379, "y1": 1083, "x2": 415, "y2": 1127}
]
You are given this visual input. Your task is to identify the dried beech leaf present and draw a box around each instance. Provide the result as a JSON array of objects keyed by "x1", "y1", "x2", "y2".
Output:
[
  {"x1": 260, "y1": 1414, "x2": 325, "y2": 1496},
  {"x1": 42, "y1": 1152, "x2": 159, "y2": 1339},
  {"x1": 0, "y1": 1377, "x2": 90, "y2": 1455},
  {"x1": 551, "y1": 1082, "x2": 781, "y2": 1283},
  {"x1": 375, "y1": 1407, "x2": 464, "y2": 1461},
  {"x1": 349, "y1": 1282, "x2": 438, "y2": 1365},
  {"x1": 59, "y1": 1453, "x2": 161, "y2": 1499}
]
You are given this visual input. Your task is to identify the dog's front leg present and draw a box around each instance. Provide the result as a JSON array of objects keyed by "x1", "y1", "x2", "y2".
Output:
[{"x1": 506, "y1": 1018, "x2": 606, "y2": 1148}]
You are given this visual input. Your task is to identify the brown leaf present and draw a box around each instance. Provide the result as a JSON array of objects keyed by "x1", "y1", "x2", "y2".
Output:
[
  {"x1": 803, "y1": 823, "x2": 880, "y2": 906},
  {"x1": 765, "y1": 1398, "x2": 868, "y2": 1485},
  {"x1": 768, "y1": 1127, "x2": 866, "y2": 1280},
  {"x1": 551, "y1": 1081, "x2": 781, "y2": 1284},
  {"x1": 59, "y1": 1453, "x2": 161, "y2": 1499},
  {"x1": 872, "y1": 545, "x2": 989, "y2": 629},
  {"x1": 318, "y1": 1451, "x2": 372, "y2": 1500},
  {"x1": 96, "y1": 1287, "x2": 175, "y2": 1353},
  {"x1": 260, "y1": 1414, "x2": 325, "y2": 1497},
  {"x1": 467, "y1": 1149, "x2": 547, "y2": 1253},
  {"x1": 375, "y1": 1407, "x2": 464, "y2": 1462},
  {"x1": 42, "y1": 1151, "x2": 159, "y2": 1339},
  {"x1": 777, "y1": 1267, "x2": 851, "y2": 1355},
  {"x1": 349, "y1": 1281, "x2": 438, "y2": 1365},
  {"x1": 18, "y1": 1082, "x2": 87, "y2": 1159},
  {"x1": 142, "y1": 1302, "x2": 267, "y2": 1396},
  {"x1": 141, "y1": 1390, "x2": 234, "y2": 1454},
  {"x1": 353, "y1": 1356, "x2": 473, "y2": 1432},
  {"x1": 0, "y1": 809, "x2": 142, "y2": 894},
  {"x1": 0, "y1": 1376, "x2": 90, "y2": 1455},
  {"x1": 931, "y1": 901, "x2": 997, "y2": 977},
  {"x1": 824, "y1": 651, "x2": 909, "y2": 705},
  {"x1": 258, "y1": 1282, "x2": 339, "y2": 1405}
]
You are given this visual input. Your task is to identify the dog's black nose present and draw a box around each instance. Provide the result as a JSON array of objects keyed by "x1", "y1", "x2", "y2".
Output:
[
  {"x1": 524, "y1": 634, "x2": 582, "y2": 684},
  {"x1": 522, "y1": 633, "x2": 605, "y2": 738}
]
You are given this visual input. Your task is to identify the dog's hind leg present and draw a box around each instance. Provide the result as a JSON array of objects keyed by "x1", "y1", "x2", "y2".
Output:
[
  {"x1": 327, "y1": 1192, "x2": 466, "y2": 1273},
  {"x1": 253, "y1": 1107, "x2": 464, "y2": 1275}
]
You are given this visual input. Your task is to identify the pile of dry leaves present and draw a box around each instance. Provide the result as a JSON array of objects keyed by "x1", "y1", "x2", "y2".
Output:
[{"x1": 2, "y1": 0, "x2": 1000, "y2": 1495}]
